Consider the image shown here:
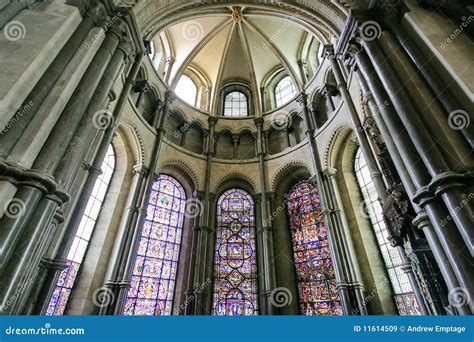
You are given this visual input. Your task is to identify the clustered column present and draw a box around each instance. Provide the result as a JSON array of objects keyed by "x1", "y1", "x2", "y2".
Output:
[
  {"x1": 0, "y1": 2, "x2": 140, "y2": 314},
  {"x1": 346, "y1": 18, "x2": 473, "y2": 314}
]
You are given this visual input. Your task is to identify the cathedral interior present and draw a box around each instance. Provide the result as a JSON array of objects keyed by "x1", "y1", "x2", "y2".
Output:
[{"x1": 0, "y1": 0, "x2": 472, "y2": 317}]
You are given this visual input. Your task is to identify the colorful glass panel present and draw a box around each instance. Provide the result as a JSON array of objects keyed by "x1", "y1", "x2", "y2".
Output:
[
  {"x1": 287, "y1": 180, "x2": 343, "y2": 315},
  {"x1": 124, "y1": 175, "x2": 186, "y2": 315},
  {"x1": 46, "y1": 145, "x2": 115, "y2": 315},
  {"x1": 354, "y1": 148, "x2": 421, "y2": 315},
  {"x1": 212, "y1": 189, "x2": 258, "y2": 315}
]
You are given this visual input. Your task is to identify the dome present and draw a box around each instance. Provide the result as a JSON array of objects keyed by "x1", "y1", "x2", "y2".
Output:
[{"x1": 147, "y1": 6, "x2": 329, "y2": 114}]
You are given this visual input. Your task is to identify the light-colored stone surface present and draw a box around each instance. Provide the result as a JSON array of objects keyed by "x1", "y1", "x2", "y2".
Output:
[
  {"x1": 404, "y1": 9, "x2": 474, "y2": 107},
  {"x1": 8, "y1": 28, "x2": 105, "y2": 168},
  {"x1": 0, "y1": 2, "x2": 81, "y2": 130}
]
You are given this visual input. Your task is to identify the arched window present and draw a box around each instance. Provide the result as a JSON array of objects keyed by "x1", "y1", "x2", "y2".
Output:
[
  {"x1": 176, "y1": 75, "x2": 197, "y2": 107},
  {"x1": 354, "y1": 148, "x2": 420, "y2": 315},
  {"x1": 287, "y1": 180, "x2": 342, "y2": 315},
  {"x1": 275, "y1": 76, "x2": 297, "y2": 107},
  {"x1": 224, "y1": 91, "x2": 248, "y2": 117},
  {"x1": 124, "y1": 175, "x2": 186, "y2": 316},
  {"x1": 46, "y1": 145, "x2": 116, "y2": 315},
  {"x1": 212, "y1": 189, "x2": 258, "y2": 315}
]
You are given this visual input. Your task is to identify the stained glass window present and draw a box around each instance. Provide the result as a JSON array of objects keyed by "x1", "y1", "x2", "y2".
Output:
[
  {"x1": 124, "y1": 175, "x2": 186, "y2": 315},
  {"x1": 287, "y1": 180, "x2": 343, "y2": 315},
  {"x1": 176, "y1": 75, "x2": 197, "y2": 107},
  {"x1": 224, "y1": 91, "x2": 248, "y2": 117},
  {"x1": 275, "y1": 76, "x2": 297, "y2": 107},
  {"x1": 46, "y1": 145, "x2": 115, "y2": 315},
  {"x1": 212, "y1": 189, "x2": 258, "y2": 315},
  {"x1": 354, "y1": 148, "x2": 421, "y2": 315}
]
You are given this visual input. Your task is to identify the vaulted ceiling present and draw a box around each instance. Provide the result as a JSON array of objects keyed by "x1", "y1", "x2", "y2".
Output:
[{"x1": 153, "y1": 6, "x2": 325, "y2": 111}]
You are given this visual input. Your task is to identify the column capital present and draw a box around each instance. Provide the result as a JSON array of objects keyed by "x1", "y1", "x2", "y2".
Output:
[
  {"x1": 322, "y1": 167, "x2": 338, "y2": 178},
  {"x1": 254, "y1": 117, "x2": 264, "y2": 126},
  {"x1": 39, "y1": 258, "x2": 68, "y2": 271},
  {"x1": 295, "y1": 92, "x2": 308, "y2": 107},
  {"x1": 322, "y1": 44, "x2": 336, "y2": 59},
  {"x1": 132, "y1": 163, "x2": 148, "y2": 176},
  {"x1": 208, "y1": 116, "x2": 219, "y2": 126},
  {"x1": 165, "y1": 90, "x2": 176, "y2": 102}
]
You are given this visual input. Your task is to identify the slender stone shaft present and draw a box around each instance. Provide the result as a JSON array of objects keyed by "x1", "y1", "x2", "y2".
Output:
[
  {"x1": 113, "y1": 92, "x2": 175, "y2": 315},
  {"x1": 297, "y1": 93, "x2": 352, "y2": 315},
  {"x1": 255, "y1": 117, "x2": 277, "y2": 315},
  {"x1": 195, "y1": 117, "x2": 217, "y2": 315}
]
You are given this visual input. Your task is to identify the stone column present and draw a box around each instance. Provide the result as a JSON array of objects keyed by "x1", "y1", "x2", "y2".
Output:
[
  {"x1": 113, "y1": 91, "x2": 175, "y2": 314},
  {"x1": 326, "y1": 45, "x2": 430, "y2": 313},
  {"x1": 298, "y1": 59, "x2": 308, "y2": 84},
  {"x1": 0, "y1": 18, "x2": 133, "y2": 314},
  {"x1": 322, "y1": 85, "x2": 336, "y2": 113},
  {"x1": 232, "y1": 133, "x2": 239, "y2": 159},
  {"x1": 296, "y1": 93, "x2": 352, "y2": 314},
  {"x1": 99, "y1": 163, "x2": 147, "y2": 315},
  {"x1": 324, "y1": 46, "x2": 387, "y2": 200},
  {"x1": 0, "y1": 0, "x2": 34, "y2": 28},
  {"x1": 183, "y1": 191, "x2": 205, "y2": 315},
  {"x1": 255, "y1": 117, "x2": 277, "y2": 315},
  {"x1": 133, "y1": 80, "x2": 151, "y2": 109},
  {"x1": 0, "y1": 6, "x2": 100, "y2": 160},
  {"x1": 352, "y1": 47, "x2": 473, "y2": 314},
  {"x1": 361, "y1": 36, "x2": 473, "y2": 257},
  {"x1": 390, "y1": 21, "x2": 473, "y2": 148},
  {"x1": 323, "y1": 167, "x2": 367, "y2": 315},
  {"x1": 193, "y1": 117, "x2": 217, "y2": 314}
]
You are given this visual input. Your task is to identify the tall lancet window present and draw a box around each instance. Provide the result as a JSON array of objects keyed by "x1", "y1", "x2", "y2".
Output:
[
  {"x1": 46, "y1": 145, "x2": 115, "y2": 315},
  {"x1": 354, "y1": 148, "x2": 420, "y2": 315},
  {"x1": 212, "y1": 189, "x2": 258, "y2": 315},
  {"x1": 124, "y1": 175, "x2": 186, "y2": 315},
  {"x1": 287, "y1": 180, "x2": 343, "y2": 315}
]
